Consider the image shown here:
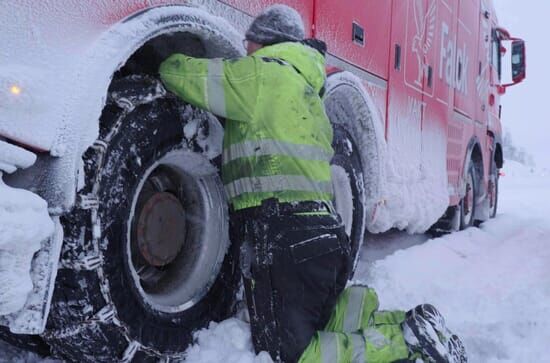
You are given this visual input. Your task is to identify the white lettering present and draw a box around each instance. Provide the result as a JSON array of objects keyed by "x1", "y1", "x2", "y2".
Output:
[
  {"x1": 439, "y1": 22, "x2": 450, "y2": 81},
  {"x1": 407, "y1": 96, "x2": 426, "y2": 122},
  {"x1": 438, "y1": 22, "x2": 469, "y2": 96}
]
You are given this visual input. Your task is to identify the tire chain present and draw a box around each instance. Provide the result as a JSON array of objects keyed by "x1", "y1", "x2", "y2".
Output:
[{"x1": 46, "y1": 77, "x2": 183, "y2": 362}]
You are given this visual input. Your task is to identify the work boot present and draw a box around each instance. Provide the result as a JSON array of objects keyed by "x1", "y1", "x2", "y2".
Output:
[
  {"x1": 402, "y1": 304, "x2": 467, "y2": 363},
  {"x1": 447, "y1": 334, "x2": 467, "y2": 363}
]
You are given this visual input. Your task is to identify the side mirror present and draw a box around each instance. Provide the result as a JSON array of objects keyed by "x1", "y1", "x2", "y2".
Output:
[{"x1": 500, "y1": 39, "x2": 526, "y2": 87}]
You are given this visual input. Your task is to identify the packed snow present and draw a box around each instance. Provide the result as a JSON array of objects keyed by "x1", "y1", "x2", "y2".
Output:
[
  {"x1": 1, "y1": 160, "x2": 549, "y2": 362},
  {"x1": 0, "y1": 177, "x2": 53, "y2": 317}
]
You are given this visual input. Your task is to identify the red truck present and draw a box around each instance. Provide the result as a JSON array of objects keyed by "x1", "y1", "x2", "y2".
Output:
[{"x1": 0, "y1": 0, "x2": 525, "y2": 361}]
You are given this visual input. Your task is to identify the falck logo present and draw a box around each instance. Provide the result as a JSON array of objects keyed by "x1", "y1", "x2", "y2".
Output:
[{"x1": 412, "y1": 0, "x2": 437, "y2": 87}]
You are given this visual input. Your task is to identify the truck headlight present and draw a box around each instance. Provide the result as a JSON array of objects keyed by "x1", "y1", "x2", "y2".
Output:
[
  {"x1": 9, "y1": 84, "x2": 22, "y2": 96},
  {"x1": 1, "y1": 66, "x2": 47, "y2": 114}
]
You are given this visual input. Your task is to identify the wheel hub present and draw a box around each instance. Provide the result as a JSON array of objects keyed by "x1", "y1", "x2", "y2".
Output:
[
  {"x1": 127, "y1": 150, "x2": 230, "y2": 313},
  {"x1": 137, "y1": 192, "x2": 186, "y2": 267}
]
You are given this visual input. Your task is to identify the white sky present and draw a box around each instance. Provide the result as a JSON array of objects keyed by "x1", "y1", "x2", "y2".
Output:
[{"x1": 493, "y1": 1, "x2": 550, "y2": 170}]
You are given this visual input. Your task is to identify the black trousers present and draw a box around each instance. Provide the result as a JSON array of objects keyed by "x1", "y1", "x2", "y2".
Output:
[{"x1": 230, "y1": 199, "x2": 352, "y2": 363}]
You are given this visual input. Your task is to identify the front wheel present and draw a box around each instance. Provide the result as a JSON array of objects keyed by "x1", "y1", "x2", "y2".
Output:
[{"x1": 43, "y1": 77, "x2": 239, "y2": 362}]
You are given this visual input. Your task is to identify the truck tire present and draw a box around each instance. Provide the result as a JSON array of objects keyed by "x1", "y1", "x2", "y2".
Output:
[
  {"x1": 460, "y1": 163, "x2": 477, "y2": 230},
  {"x1": 331, "y1": 124, "x2": 366, "y2": 273},
  {"x1": 43, "y1": 77, "x2": 239, "y2": 362},
  {"x1": 0, "y1": 326, "x2": 51, "y2": 357},
  {"x1": 489, "y1": 159, "x2": 499, "y2": 218}
]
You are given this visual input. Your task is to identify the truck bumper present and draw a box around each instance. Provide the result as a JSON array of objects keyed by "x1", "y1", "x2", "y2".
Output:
[
  {"x1": 0, "y1": 170, "x2": 62, "y2": 334},
  {"x1": 0, "y1": 217, "x2": 63, "y2": 334}
]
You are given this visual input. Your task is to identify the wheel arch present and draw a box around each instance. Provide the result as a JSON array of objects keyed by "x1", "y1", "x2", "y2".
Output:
[
  {"x1": 7, "y1": 5, "x2": 244, "y2": 213},
  {"x1": 68, "y1": 5, "x2": 244, "y2": 150},
  {"x1": 487, "y1": 130, "x2": 504, "y2": 169},
  {"x1": 494, "y1": 142, "x2": 504, "y2": 169}
]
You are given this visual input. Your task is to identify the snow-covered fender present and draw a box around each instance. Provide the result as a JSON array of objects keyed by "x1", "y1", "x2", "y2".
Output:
[
  {"x1": 2, "y1": 3, "x2": 244, "y2": 334},
  {"x1": 6, "y1": 3, "x2": 244, "y2": 214},
  {"x1": 323, "y1": 71, "x2": 390, "y2": 234}
]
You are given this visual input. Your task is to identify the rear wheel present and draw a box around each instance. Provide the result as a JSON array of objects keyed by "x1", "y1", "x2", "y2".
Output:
[
  {"x1": 460, "y1": 163, "x2": 477, "y2": 230},
  {"x1": 43, "y1": 77, "x2": 239, "y2": 362},
  {"x1": 489, "y1": 159, "x2": 499, "y2": 218}
]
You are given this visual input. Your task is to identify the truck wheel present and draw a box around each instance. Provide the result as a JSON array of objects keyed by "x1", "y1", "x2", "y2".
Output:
[
  {"x1": 489, "y1": 159, "x2": 499, "y2": 218},
  {"x1": 0, "y1": 326, "x2": 51, "y2": 357},
  {"x1": 460, "y1": 163, "x2": 477, "y2": 230},
  {"x1": 331, "y1": 124, "x2": 366, "y2": 273},
  {"x1": 43, "y1": 77, "x2": 239, "y2": 362}
]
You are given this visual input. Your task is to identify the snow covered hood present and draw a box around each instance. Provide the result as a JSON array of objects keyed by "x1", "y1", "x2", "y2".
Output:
[{"x1": 0, "y1": 0, "x2": 243, "y2": 154}]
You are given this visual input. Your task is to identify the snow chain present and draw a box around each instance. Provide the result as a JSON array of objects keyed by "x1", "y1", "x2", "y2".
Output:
[{"x1": 50, "y1": 76, "x2": 181, "y2": 362}]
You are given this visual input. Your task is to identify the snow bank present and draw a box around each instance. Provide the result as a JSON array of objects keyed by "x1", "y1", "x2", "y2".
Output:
[
  {"x1": 355, "y1": 174, "x2": 550, "y2": 362},
  {"x1": 184, "y1": 318, "x2": 272, "y2": 363},
  {"x1": 0, "y1": 177, "x2": 53, "y2": 315},
  {"x1": 501, "y1": 159, "x2": 538, "y2": 178}
]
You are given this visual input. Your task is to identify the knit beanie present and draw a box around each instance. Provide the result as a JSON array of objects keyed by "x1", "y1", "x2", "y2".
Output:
[{"x1": 245, "y1": 4, "x2": 305, "y2": 46}]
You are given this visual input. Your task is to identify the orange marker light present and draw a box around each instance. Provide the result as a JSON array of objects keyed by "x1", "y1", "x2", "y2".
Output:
[{"x1": 10, "y1": 85, "x2": 21, "y2": 95}]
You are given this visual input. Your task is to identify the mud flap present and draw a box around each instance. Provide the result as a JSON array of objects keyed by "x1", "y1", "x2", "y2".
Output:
[{"x1": 1, "y1": 217, "x2": 64, "y2": 334}]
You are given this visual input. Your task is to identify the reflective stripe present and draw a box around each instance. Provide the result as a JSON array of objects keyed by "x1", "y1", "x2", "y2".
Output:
[
  {"x1": 207, "y1": 59, "x2": 227, "y2": 117},
  {"x1": 225, "y1": 175, "x2": 334, "y2": 199},
  {"x1": 350, "y1": 333, "x2": 366, "y2": 363},
  {"x1": 223, "y1": 139, "x2": 333, "y2": 164},
  {"x1": 319, "y1": 332, "x2": 339, "y2": 363},
  {"x1": 344, "y1": 286, "x2": 365, "y2": 332},
  {"x1": 363, "y1": 328, "x2": 390, "y2": 349}
]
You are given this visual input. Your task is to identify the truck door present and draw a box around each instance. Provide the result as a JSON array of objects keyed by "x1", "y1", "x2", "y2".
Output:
[
  {"x1": 420, "y1": 0, "x2": 459, "y2": 203},
  {"x1": 476, "y1": 0, "x2": 494, "y2": 187},
  {"x1": 453, "y1": 0, "x2": 479, "y2": 119}
]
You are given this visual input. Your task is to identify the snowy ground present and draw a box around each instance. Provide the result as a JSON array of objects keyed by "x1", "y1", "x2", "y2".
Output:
[{"x1": 2, "y1": 161, "x2": 549, "y2": 362}]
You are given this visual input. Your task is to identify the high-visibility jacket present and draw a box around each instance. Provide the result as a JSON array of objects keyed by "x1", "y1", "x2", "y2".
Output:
[
  {"x1": 299, "y1": 286, "x2": 411, "y2": 363},
  {"x1": 159, "y1": 42, "x2": 334, "y2": 211}
]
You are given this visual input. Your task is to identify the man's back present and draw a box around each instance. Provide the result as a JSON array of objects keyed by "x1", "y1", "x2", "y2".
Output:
[{"x1": 159, "y1": 41, "x2": 335, "y2": 210}]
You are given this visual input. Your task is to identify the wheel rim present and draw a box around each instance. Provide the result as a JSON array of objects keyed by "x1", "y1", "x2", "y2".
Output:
[
  {"x1": 463, "y1": 172, "x2": 474, "y2": 225},
  {"x1": 127, "y1": 149, "x2": 228, "y2": 314}
]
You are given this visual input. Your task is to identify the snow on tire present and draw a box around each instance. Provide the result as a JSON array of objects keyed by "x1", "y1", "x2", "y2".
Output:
[
  {"x1": 331, "y1": 124, "x2": 366, "y2": 273},
  {"x1": 42, "y1": 77, "x2": 239, "y2": 362},
  {"x1": 489, "y1": 158, "x2": 499, "y2": 219}
]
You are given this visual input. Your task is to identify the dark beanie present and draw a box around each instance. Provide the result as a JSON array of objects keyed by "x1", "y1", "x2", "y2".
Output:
[{"x1": 245, "y1": 4, "x2": 305, "y2": 45}]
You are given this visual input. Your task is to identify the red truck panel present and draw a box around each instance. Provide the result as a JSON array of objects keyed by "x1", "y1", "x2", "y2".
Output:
[
  {"x1": 386, "y1": 0, "x2": 427, "y2": 178},
  {"x1": 422, "y1": 0, "x2": 458, "y2": 201},
  {"x1": 453, "y1": 0, "x2": 479, "y2": 118},
  {"x1": 314, "y1": 1, "x2": 392, "y2": 80}
]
